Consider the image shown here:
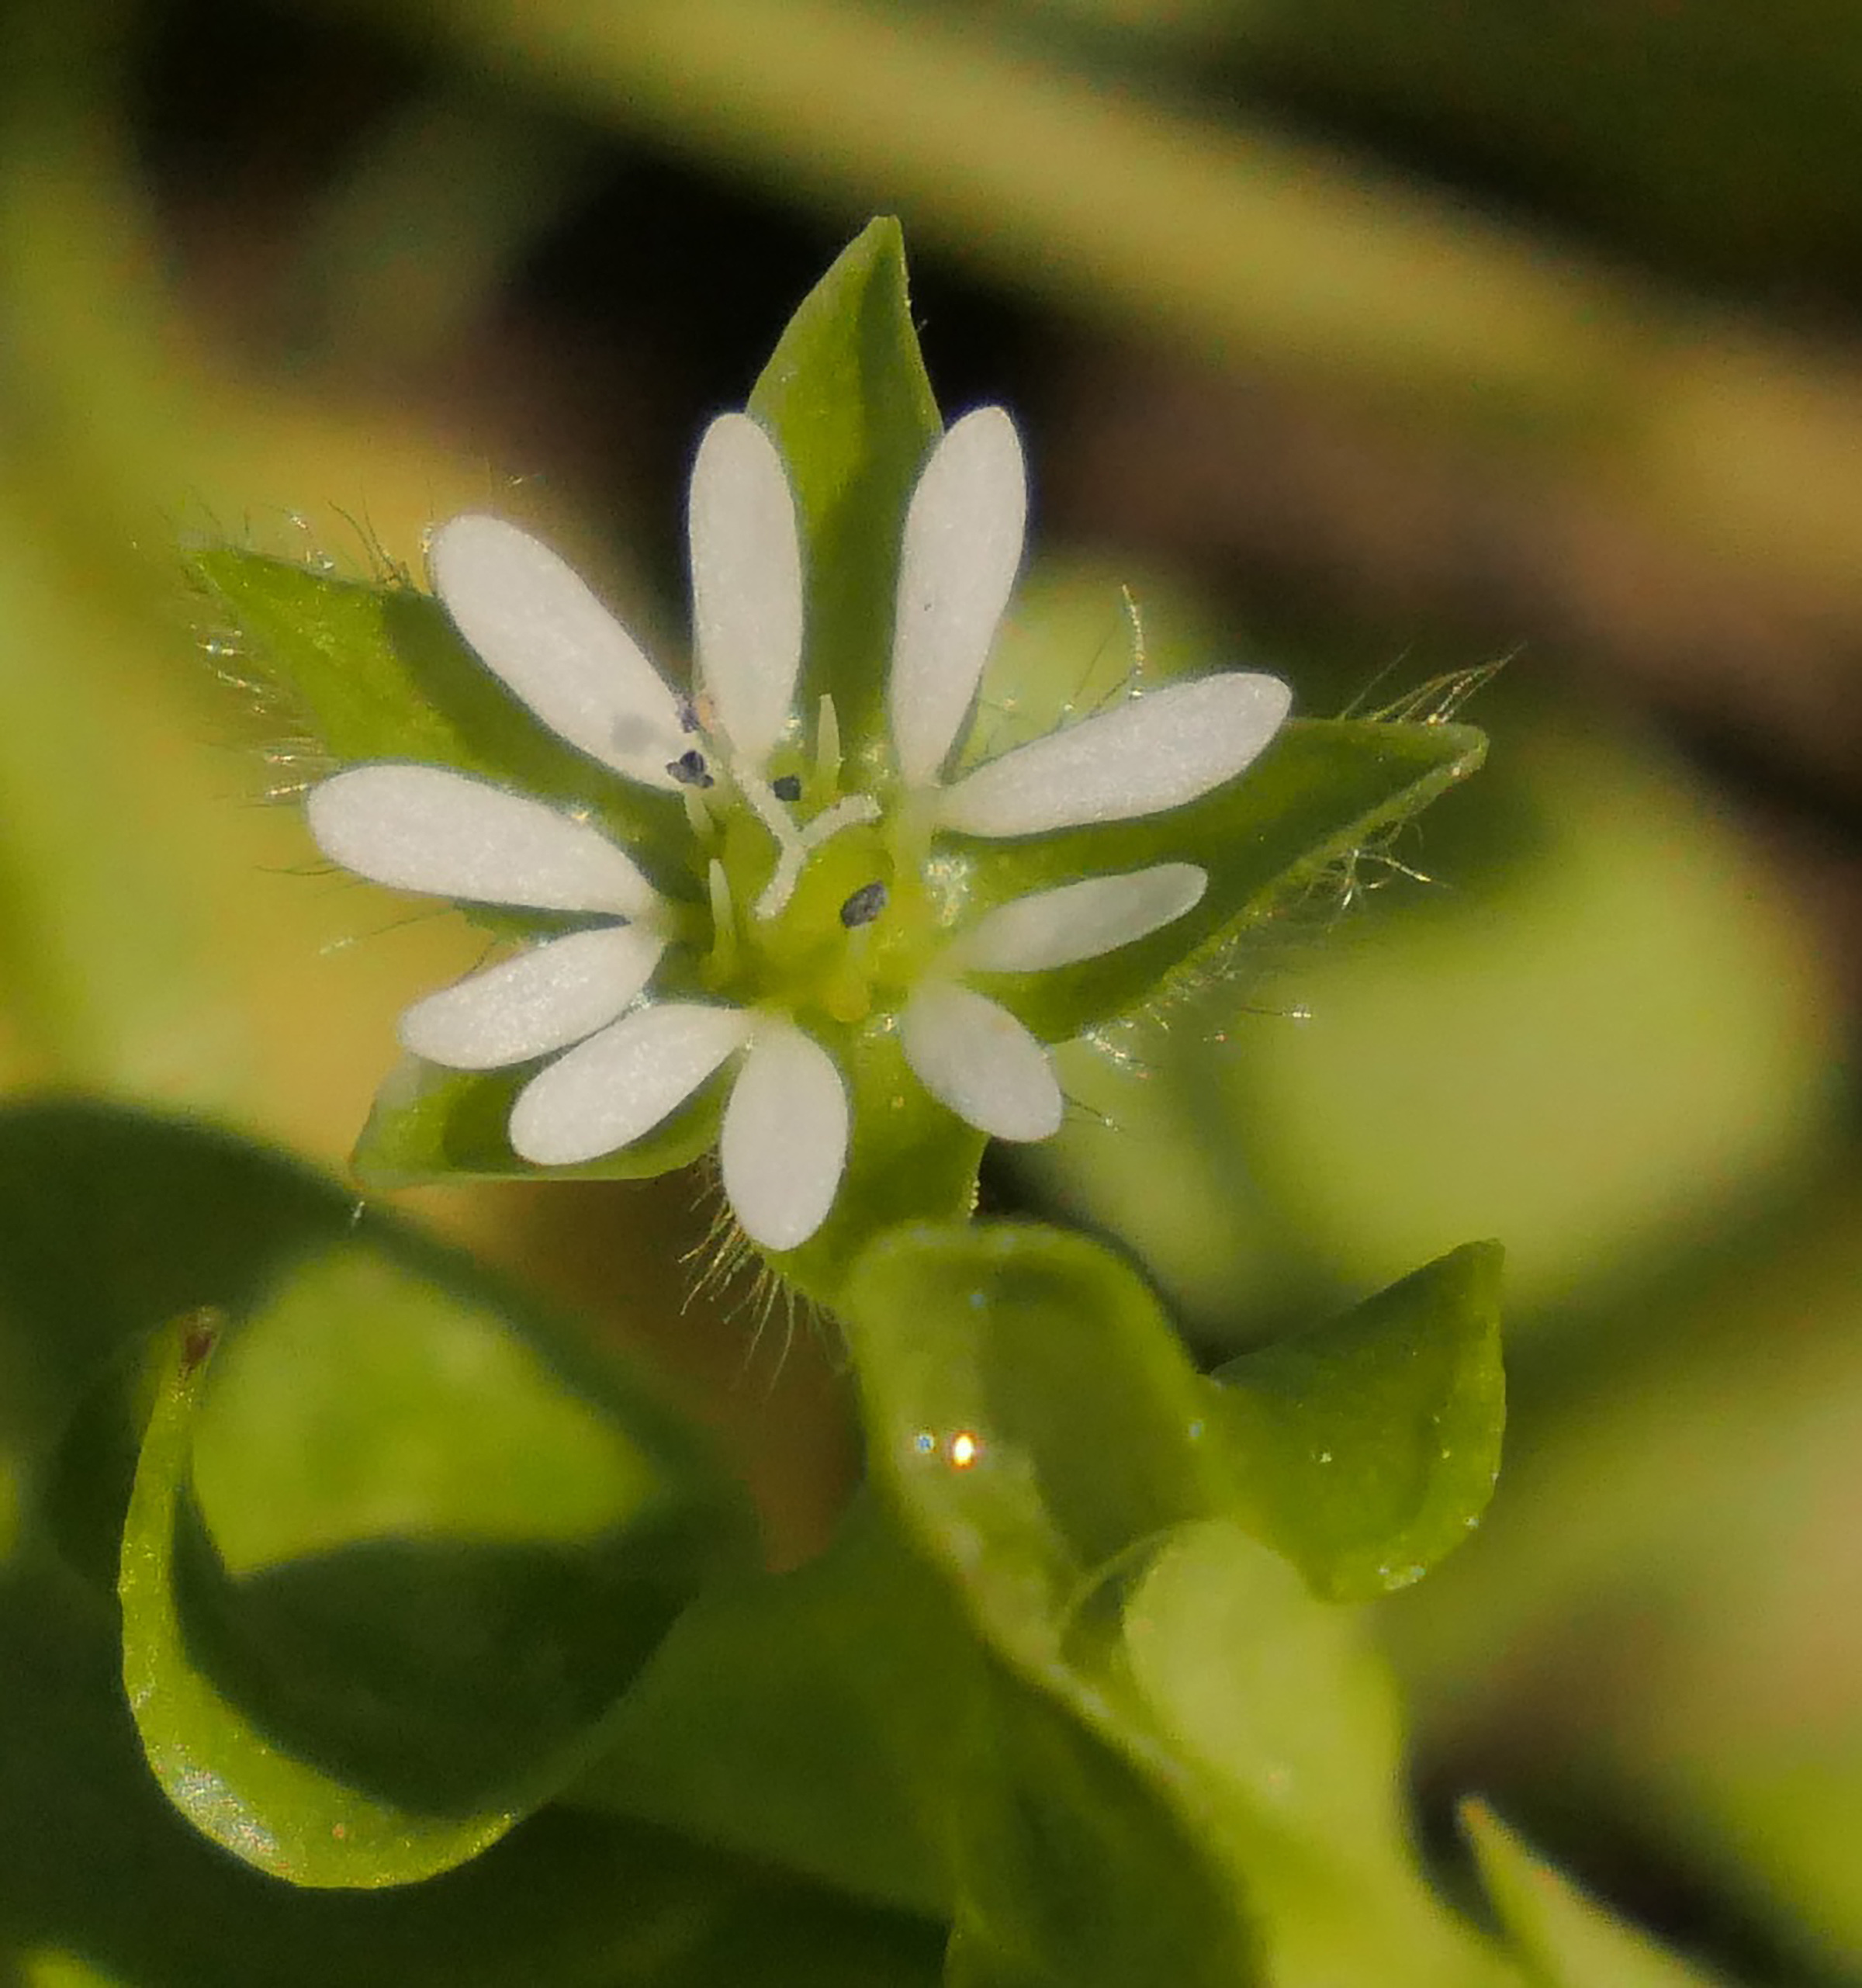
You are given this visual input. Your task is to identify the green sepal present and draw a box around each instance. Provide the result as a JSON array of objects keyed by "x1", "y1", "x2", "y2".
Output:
[
  {"x1": 1210, "y1": 1241, "x2": 1506, "y2": 1602},
  {"x1": 957, "y1": 715, "x2": 1488, "y2": 1042},
  {"x1": 772, "y1": 1023, "x2": 985, "y2": 1304},
  {"x1": 350, "y1": 1052, "x2": 723, "y2": 1186},
  {"x1": 189, "y1": 547, "x2": 696, "y2": 894},
  {"x1": 1463, "y1": 1803, "x2": 1723, "y2": 1986},
  {"x1": 747, "y1": 216, "x2": 940, "y2": 767}
]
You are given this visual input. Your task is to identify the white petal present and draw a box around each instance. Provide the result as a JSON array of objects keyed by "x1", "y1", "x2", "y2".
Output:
[
  {"x1": 399, "y1": 925, "x2": 666, "y2": 1070},
  {"x1": 899, "y1": 982, "x2": 1063, "y2": 1142},
  {"x1": 689, "y1": 414, "x2": 803, "y2": 766},
  {"x1": 889, "y1": 407, "x2": 1027, "y2": 788},
  {"x1": 960, "y1": 864, "x2": 1207, "y2": 974},
  {"x1": 719, "y1": 1020, "x2": 849, "y2": 1249},
  {"x1": 430, "y1": 514, "x2": 687, "y2": 789},
  {"x1": 308, "y1": 765, "x2": 659, "y2": 915},
  {"x1": 508, "y1": 1003, "x2": 753, "y2": 1166},
  {"x1": 938, "y1": 674, "x2": 1293, "y2": 838}
]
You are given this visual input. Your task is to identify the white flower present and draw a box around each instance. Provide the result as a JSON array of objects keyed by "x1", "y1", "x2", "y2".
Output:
[{"x1": 307, "y1": 409, "x2": 1290, "y2": 1251}]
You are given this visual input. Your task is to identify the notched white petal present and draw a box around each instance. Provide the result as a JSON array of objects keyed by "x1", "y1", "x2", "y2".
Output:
[
  {"x1": 960, "y1": 864, "x2": 1207, "y2": 975},
  {"x1": 430, "y1": 514, "x2": 687, "y2": 788},
  {"x1": 689, "y1": 414, "x2": 803, "y2": 767},
  {"x1": 308, "y1": 765, "x2": 659, "y2": 915},
  {"x1": 719, "y1": 1020, "x2": 849, "y2": 1250},
  {"x1": 900, "y1": 982, "x2": 1063, "y2": 1142},
  {"x1": 399, "y1": 925, "x2": 666, "y2": 1070},
  {"x1": 889, "y1": 407, "x2": 1027, "y2": 788},
  {"x1": 509, "y1": 1003, "x2": 753, "y2": 1166},
  {"x1": 938, "y1": 673, "x2": 1293, "y2": 838}
]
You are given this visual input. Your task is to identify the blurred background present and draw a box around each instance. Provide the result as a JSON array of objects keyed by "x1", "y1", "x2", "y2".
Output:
[{"x1": 2, "y1": 0, "x2": 1860, "y2": 1976}]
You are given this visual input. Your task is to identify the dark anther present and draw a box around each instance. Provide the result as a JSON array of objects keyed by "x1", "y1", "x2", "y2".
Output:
[
  {"x1": 666, "y1": 748, "x2": 714, "y2": 789},
  {"x1": 180, "y1": 1311, "x2": 220, "y2": 1375},
  {"x1": 771, "y1": 774, "x2": 803, "y2": 802},
  {"x1": 839, "y1": 880, "x2": 888, "y2": 929}
]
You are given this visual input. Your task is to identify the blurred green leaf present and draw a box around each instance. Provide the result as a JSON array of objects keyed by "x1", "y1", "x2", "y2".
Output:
[
  {"x1": 746, "y1": 214, "x2": 940, "y2": 762},
  {"x1": 939, "y1": 1661, "x2": 1262, "y2": 1988},
  {"x1": 570, "y1": 1492, "x2": 964, "y2": 1919},
  {"x1": 1211, "y1": 1241, "x2": 1504, "y2": 1601},
  {"x1": 0, "y1": 1102, "x2": 347, "y2": 1505},
  {"x1": 1126, "y1": 1520, "x2": 1513, "y2": 1986},
  {"x1": 0, "y1": 511, "x2": 214, "y2": 1088},
  {"x1": 19, "y1": 1950, "x2": 130, "y2": 1988},
  {"x1": 2, "y1": 1545, "x2": 941, "y2": 1986},
  {"x1": 1463, "y1": 1803, "x2": 1722, "y2": 1987}
]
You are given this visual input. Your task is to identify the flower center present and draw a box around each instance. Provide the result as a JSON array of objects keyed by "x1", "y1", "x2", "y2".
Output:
[{"x1": 685, "y1": 703, "x2": 949, "y2": 1030}]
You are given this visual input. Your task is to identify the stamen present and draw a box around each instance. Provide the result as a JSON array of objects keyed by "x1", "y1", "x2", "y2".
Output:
[
  {"x1": 839, "y1": 881, "x2": 888, "y2": 929},
  {"x1": 681, "y1": 786, "x2": 715, "y2": 839},
  {"x1": 771, "y1": 774, "x2": 802, "y2": 803},
  {"x1": 707, "y1": 858, "x2": 738, "y2": 979},
  {"x1": 815, "y1": 693, "x2": 841, "y2": 789}
]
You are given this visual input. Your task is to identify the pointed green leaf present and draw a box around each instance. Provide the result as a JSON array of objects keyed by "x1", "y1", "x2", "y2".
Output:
[
  {"x1": 119, "y1": 1311, "x2": 519, "y2": 1885},
  {"x1": 747, "y1": 216, "x2": 941, "y2": 760},
  {"x1": 1464, "y1": 1804, "x2": 1724, "y2": 1986},
  {"x1": 845, "y1": 1223, "x2": 1230, "y2": 1643},
  {"x1": 189, "y1": 549, "x2": 694, "y2": 890},
  {"x1": 841, "y1": 1221, "x2": 1512, "y2": 1987},
  {"x1": 1210, "y1": 1242, "x2": 1506, "y2": 1601},
  {"x1": 0, "y1": 1101, "x2": 751, "y2": 1887},
  {"x1": 961, "y1": 715, "x2": 1487, "y2": 1041},
  {"x1": 119, "y1": 1229, "x2": 752, "y2": 1886},
  {"x1": 841, "y1": 1222, "x2": 1253, "y2": 1985},
  {"x1": 1127, "y1": 1522, "x2": 1514, "y2": 1987}
]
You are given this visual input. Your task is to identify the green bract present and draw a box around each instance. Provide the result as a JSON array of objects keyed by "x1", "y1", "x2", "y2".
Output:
[{"x1": 1464, "y1": 1805, "x2": 1725, "y2": 1986}]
